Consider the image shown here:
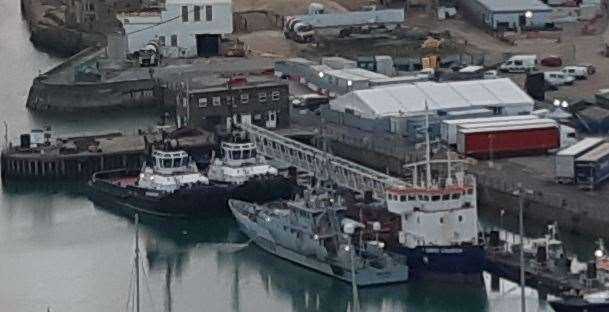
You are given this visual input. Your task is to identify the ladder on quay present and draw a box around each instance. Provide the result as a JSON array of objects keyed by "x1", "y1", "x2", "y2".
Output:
[{"x1": 238, "y1": 123, "x2": 406, "y2": 199}]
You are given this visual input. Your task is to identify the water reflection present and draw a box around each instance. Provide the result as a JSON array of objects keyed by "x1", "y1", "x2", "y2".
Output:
[{"x1": 131, "y1": 210, "x2": 490, "y2": 312}]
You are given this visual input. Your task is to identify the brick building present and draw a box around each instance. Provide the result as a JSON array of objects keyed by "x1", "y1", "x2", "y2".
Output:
[{"x1": 175, "y1": 76, "x2": 290, "y2": 132}]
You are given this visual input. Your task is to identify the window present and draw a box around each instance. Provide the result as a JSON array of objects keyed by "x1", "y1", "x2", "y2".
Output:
[
  {"x1": 408, "y1": 195, "x2": 416, "y2": 201},
  {"x1": 240, "y1": 93, "x2": 249, "y2": 104},
  {"x1": 225, "y1": 96, "x2": 233, "y2": 106},
  {"x1": 158, "y1": 36, "x2": 166, "y2": 46},
  {"x1": 514, "y1": 60, "x2": 523, "y2": 66},
  {"x1": 442, "y1": 194, "x2": 450, "y2": 200},
  {"x1": 400, "y1": 195, "x2": 406, "y2": 202},
  {"x1": 170, "y1": 34, "x2": 177, "y2": 47},
  {"x1": 163, "y1": 159, "x2": 172, "y2": 168},
  {"x1": 194, "y1": 6, "x2": 201, "y2": 21},
  {"x1": 458, "y1": 215, "x2": 463, "y2": 222},
  {"x1": 182, "y1": 6, "x2": 189, "y2": 22},
  {"x1": 205, "y1": 5, "x2": 213, "y2": 21},
  {"x1": 123, "y1": 18, "x2": 130, "y2": 24},
  {"x1": 440, "y1": 217, "x2": 444, "y2": 224},
  {"x1": 271, "y1": 91, "x2": 280, "y2": 101},
  {"x1": 258, "y1": 92, "x2": 267, "y2": 102},
  {"x1": 432, "y1": 195, "x2": 441, "y2": 201},
  {"x1": 198, "y1": 97, "x2": 208, "y2": 107},
  {"x1": 212, "y1": 96, "x2": 221, "y2": 106}
]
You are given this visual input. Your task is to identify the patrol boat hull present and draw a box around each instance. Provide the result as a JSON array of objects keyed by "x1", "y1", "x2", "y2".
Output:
[
  {"x1": 88, "y1": 170, "x2": 297, "y2": 218},
  {"x1": 229, "y1": 199, "x2": 409, "y2": 286},
  {"x1": 549, "y1": 299, "x2": 609, "y2": 312}
]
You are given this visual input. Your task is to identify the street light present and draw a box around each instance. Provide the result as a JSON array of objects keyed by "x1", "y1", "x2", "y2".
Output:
[
  {"x1": 525, "y1": 10, "x2": 533, "y2": 19},
  {"x1": 553, "y1": 99, "x2": 561, "y2": 107},
  {"x1": 513, "y1": 183, "x2": 534, "y2": 312},
  {"x1": 318, "y1": 72, "x2": 324, "y2": 78}
]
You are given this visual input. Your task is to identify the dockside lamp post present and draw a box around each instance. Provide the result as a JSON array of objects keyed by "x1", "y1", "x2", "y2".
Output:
[
  {"x1": 344, "y1": 223, "x2": 360, "y2": 312},
  {"x1": 513, "y1": 183, "x2": 534, "y2": 312}
]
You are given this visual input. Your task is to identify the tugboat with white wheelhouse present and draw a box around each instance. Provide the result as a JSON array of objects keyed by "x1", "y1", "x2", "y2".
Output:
[{"x1": 89, "y1": 140, "x2": 297, "y2": 218}]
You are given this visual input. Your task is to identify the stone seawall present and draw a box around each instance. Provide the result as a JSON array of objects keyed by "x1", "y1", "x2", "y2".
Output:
[
  {"x1": 27, "y1": 77, "x2": 161, "y2": 112},
  {"x1": 20, "y1": 0, "x2": 105, "y2": 56}
]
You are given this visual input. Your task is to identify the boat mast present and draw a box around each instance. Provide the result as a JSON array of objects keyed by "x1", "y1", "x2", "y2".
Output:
[
  {"x1": 424, "y1": 101, "x2": 432, "y2": 188},
  {"x1": 135, "y1": 213, "x2": 140, "y2": 312}
]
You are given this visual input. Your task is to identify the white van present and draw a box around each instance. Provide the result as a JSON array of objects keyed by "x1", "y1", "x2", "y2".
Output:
[
  {"x1": 544, "y1": 71, "x2": 575, "y2": 86},
  {"x1": 499, "y1": 55, "x2": 537, "y2": 73},
  {"x1": 561, "y1": 66, "x2": 589, "y2": 80}
]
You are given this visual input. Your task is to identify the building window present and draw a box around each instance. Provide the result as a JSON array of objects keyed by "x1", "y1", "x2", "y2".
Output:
[
  {"x1": 226, "y1": 96, "x2": 233, "y2": 106},
  {"x1": 198, "y1": 97, "x2": 208, "y2": 107},
  {"x1": 194, "y1": 6, "x2": 201, "y2": 21},
  {"x1": 182, "y1": 6, "x2": 189, "y2": 22},
  {"x1": 440, "y1": 217, "x2": 444, "y2": 224},
  {"x1": 258, "y1": 92, "x2": 267, "y2": 102},
  {"x1": 271, "y1": 91, "x2": 280, "y2": 101},
  {"x1": 240, "y1": 93, "x2": 249, "y2": 104},
  {"x1": 205, "y1": 5, "x2": 212, "y2": 21},
  {"x1": 158, "y1": 36, "x2": 166, "y2": 46},
  {"x1": 458, "y1": 215, "x2": 463, "y2": 222},
  {"x1": 170, "y1": 34, "x2": 178, "y2": 47},
  {"x1": 212, "y1": 96, "x2": 221, "y2": 106}
]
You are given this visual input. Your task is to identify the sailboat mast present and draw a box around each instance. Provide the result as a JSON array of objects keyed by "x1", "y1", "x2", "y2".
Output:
[
  {"x1": 424, "y1": 101, "x2": 432, "y2": 188},
  {"x1": 135, "y1": 213, "x2": 140, "y2": 312}
]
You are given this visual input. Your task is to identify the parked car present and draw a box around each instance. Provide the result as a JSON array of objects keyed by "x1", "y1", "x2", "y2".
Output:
[
  {"x1": 561, "y1": 66, "x2": 589, "y2": 80},
  {"x1": 578, "y1": 63, "x2": 596, "y2": 75},
  {"x1": 541, "y1": 55, "x2": 563, "y2": 67},
  {"x1": 544, "y1": 71, "x2": 575, "y2": 86},
  {"x1": 499, "y1": 55, "x2": 537, "y2": 73}
]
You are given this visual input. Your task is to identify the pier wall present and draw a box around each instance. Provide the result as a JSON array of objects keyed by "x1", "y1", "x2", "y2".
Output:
[
  {"x1": 21, "y1": 0, "x2": 105, "y2": 56},
  {"x1": 27, "y1": 77, "x2": 161, "y2": 112}
]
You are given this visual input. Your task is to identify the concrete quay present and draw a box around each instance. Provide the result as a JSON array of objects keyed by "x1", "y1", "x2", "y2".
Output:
[
  {"x1": 26, "y1": 52, "x2": 280, "y2": 112},
  {"x1": 0, "y1": 129, "x2": 215, "y2": 182}
]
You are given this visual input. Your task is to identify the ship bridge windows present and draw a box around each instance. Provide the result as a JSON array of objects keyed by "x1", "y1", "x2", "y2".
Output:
[
  {"x1": 400, "y1": 195, "x2": 406, "y2": 202},
  {"x1": 442, "y1": 194, "x2": 450, "y2": 200},
  {"x1": 451, "y1": 193, "x2": 461, "y2": 200},
  {"x1": 408, "y1": 195, "x2": 416, "y2": 201},
  {"x1": 431, "y1": 195, "x2": 441, "y2": 201}
]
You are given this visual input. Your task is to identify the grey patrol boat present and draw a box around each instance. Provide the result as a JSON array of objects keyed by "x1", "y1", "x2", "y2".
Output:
[{"x1": 228, "y1": 191, "x2": 409, "y2": 286}]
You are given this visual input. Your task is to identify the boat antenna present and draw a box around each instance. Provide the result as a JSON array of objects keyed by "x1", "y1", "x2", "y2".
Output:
[
  {"x1": 424, "y1": 101, "x2": 432, "y2": 188},
  {"x1": 135, "y1": 213, "x2": 141, "y2": 312}
]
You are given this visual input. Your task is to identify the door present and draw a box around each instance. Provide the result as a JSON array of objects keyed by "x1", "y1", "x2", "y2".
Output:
[
  {"x1": 265, "y1": 111, "x2": 277, "y2": 129},
  {"x1": 196, "y1": 34, "x2": 220, "y2": 57},
  {"x1": 241, "y1": 114, "x2": 251, "y2": 125}
]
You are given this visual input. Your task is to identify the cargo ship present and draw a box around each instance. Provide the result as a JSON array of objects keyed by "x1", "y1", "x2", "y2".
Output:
[
  {"x1": 385, "y1": 106, "x2": 484, "y2": 278},
  {"x1": 88, "y1": 142, "x2": 296, "y2": 218}
]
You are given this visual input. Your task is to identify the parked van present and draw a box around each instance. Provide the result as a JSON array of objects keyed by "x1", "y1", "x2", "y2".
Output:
[
  {"x1": 544, "y1": 71, "x2": 575, "y2": 86},
  {"x1": 499, "y1": 55, "x2": 537, "y2": 73},
  {"x1": 291, "y1": 93, "x2": 329, "y2": 110},
  {"x1": 561, "y1": 66, "x2": 589, "y2": 80}
]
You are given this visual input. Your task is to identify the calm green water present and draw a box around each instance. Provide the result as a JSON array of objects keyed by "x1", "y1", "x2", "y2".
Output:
[{"x1": 0, "y1": 1, "x2": 565, "y2": 311}]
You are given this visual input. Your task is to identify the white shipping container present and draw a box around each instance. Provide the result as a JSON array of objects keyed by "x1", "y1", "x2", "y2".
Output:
[
  {"x1": 555, "y1": 137, "x2": 604, "y2": 183},
  {"x1": 441, "y1": 115, "x2": 540, "y2": 145}
]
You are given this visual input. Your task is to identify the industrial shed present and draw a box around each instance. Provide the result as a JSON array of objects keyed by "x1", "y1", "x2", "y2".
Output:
[
  {"x1": 458, "y1": 0, "x2": 552, "y2": 31},
  {"x1": 331, "y1": 78, "x2": 534, "y2": 118}
]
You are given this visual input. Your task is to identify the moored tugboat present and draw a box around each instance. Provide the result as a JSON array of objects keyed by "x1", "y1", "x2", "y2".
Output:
[{"x1": 88, "y1": 140, "x2": 296, "y2": 218}]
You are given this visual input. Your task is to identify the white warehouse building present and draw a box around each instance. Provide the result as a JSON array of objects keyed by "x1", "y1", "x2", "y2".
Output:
[
  {"x1": 458, "y1": 0, "x2": 552, "y2": 31},
  {"x1": 327, "y1": 78, "x2": 534, "y2": 142},
  {"x1": 117, "y1": 0, "x2": 233, "y2": 58}
]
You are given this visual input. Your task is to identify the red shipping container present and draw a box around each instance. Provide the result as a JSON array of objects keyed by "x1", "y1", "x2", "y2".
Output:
[{"x1": 457, "y1": 125, "x2": 560, "y2": 158}]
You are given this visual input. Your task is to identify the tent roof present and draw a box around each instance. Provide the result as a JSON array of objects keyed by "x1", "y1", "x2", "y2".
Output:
[{"x1": 331, "y1": 78, "x2": 533, "y2": 118}]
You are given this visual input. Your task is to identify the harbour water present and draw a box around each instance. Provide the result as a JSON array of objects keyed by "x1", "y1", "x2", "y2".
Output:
[{"x1": 0, "y1": 1, "x2": 582, "y2": 311}]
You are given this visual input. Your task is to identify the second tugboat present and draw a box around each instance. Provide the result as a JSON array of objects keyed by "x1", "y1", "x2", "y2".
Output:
[{"x1": 88, "y1": 136, "x2": 296, "y2": 218}]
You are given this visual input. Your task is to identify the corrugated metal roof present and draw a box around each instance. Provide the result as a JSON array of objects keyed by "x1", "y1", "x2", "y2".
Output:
[
  {"x1": 476, "y1": 0, "x2": 551, "y2": 12},
  {"x1": 459, "y1": 123, "x2": 557, "y2": 134},
  {"x1": 576, "y1": 143, "x2": 609, "y2": 162},
  {"x1": 558, "y1": 137, "x2": 605, "y2": 156},
  {"x1": 458, "y1": 118, "x2": 556, "y2": 129},
  {"x1": 331, "y1": 78, "x2": 534, "y2": 118},
  {"x1": 443, "y1": 115, "x2": 537, "y2": 125}
]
